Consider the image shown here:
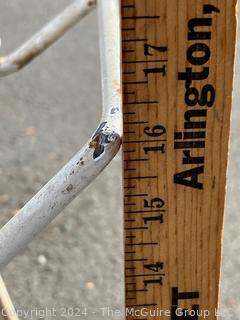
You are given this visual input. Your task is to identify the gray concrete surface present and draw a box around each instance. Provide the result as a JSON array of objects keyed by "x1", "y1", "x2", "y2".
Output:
[{"x1": 0, "y1": 1, "x2": 239, "y2": 319}]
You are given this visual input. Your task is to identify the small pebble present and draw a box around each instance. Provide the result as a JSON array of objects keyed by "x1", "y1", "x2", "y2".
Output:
[
  {"x1": 85, "y1": 282, "x2": 95, "y2": 289},
  {"x1": 24, "y1": 127, "x2": 36, "y2": 137},
  {"x1": 38, "y1": 255, "x2": 47, "y2": 266}
]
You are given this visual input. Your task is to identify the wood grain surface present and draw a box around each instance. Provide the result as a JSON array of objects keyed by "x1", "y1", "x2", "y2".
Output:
[{"x1": 122, "y1": 1, "x2": 237, "y2": 319}]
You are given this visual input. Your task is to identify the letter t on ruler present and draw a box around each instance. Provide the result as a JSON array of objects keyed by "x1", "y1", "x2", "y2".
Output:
[{"x1": 122, "y1": 0, "x2": 237, "y2": 318}]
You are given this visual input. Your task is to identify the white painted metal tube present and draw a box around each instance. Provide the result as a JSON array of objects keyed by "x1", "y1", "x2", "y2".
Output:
[
  {"x1": 0, "y1": 0, "x2": 96, "y2": 76},
  {"x1": 0, "y1": 0, "x2": 122, "y2": 269}
]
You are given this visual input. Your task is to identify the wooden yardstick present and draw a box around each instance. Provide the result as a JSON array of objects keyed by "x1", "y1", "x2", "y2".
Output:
[{"x1": 121, "y1": 0, "x2": 238, "y2": 319}]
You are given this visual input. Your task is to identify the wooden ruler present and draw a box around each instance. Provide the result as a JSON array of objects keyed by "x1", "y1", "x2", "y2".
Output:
[{"x1": 121, "y1": 0, "x2": 237, "y2": 319}]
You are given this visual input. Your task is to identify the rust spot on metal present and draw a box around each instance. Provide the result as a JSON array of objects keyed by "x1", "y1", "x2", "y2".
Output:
[
  {"x1": 113, "y1": 80, "x2": 121, "y2": 96},
  {"x1": 89, "y1": 134, "x2": 105, "y2": 159},
  {"x1": 15, "y1": 47, "x2": 43, "y2": 69}
]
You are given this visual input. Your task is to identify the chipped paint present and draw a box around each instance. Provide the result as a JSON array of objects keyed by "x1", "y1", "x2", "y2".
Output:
[
  {"x1": 62, "y1": 184, "x2": 74, "y2": 194},
  {"x1": 110, "y1": 107, "x2": 119, "y2": 114},
  {"x1": 89, "y1": 122, "x2": 121, "y2": 159},
  {"x1": 66, "y1": 184, "x2": 73, "y2": 192},
  {"x1": 89, "y1": 130, "x2": 119, "y2": 159},
  {"x1": 89, "y1": 122, "x2": 107, "y2": 158}
]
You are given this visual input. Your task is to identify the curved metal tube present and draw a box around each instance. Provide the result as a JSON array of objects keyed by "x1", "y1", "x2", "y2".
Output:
[
  {"x1": 0, "y1": 0, "x2": 96, "y2": 76},
  {"x1": 0, "y1": 0, "x2": 122, "y2": 269}
]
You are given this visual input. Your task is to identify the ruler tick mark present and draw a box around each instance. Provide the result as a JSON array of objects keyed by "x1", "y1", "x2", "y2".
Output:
[
  {"x1": 126, "y1": 289, "x2": 148, "y2": 293},
  {"x1": 125, "y1": 242, "x2": 158, "y2": 247},
  {"x1": 125, "y1": 227, "x2": 148, "y2": 230},
  {"x1": 125, "y1": 258, "x2": 148, "y2": 262},
  {"x1": 126, "y1": 209, "x2": 165, "y2": 214},
  {"x1": 124, "y1": 158, "x2": 148, "y2": 162},
  {"x1": 126, "y1": 273, "x2": 165, "y2": 278},
  {"x1": 122, "y1": 27, "x2": 136, "y2": 31},
  {"x1": 126, "y1": 304, "x2": 157, "y2": 307},
  {"x1": 124, "y1": 139, "x2": 166, "y2": 143},
  {"x1": 123, "y1": 59, "x2": 167, "y2": 64},
  {"x1": 124, "y1": 194, "x2": 148, "y2": 197},
  {"x1": 123, "y1": 49, "x2": 135, "y2": 53},
  {"x1": 123, "y1": 80, "x2": 148, "y2": 85},
  {"x1": 123, "y1": 71, "x2": 136, "y2": 75},
  {"x1": 124, "y1": 176, "x2": 158, "y2": 180},
  {"x1": 124, "y1": 186, "x2": 136, "y2": 189},
  {"x1": 121, "y1": 5, "x2": 135, "y2": 8},
  {"x1": 122, "y1": 15, "x2": 160, "y2": 20},
  {"x1": 123, "y1": 131, "x2": 136, "y2": 134},
  {"x1": 122, "y1": 38, "x2": 147, "y2": 42},
  {"x1": 123, "y1": 100, "x2": 159, "y2": 105},
  {"x1": 124, "y1": 121, "x2": 148, "y2": 125}
]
